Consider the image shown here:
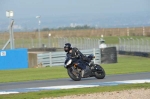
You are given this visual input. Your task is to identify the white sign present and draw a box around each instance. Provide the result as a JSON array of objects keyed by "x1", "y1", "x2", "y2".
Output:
[
  {"x1": 6, "y1": 11, "x2": 14, "y2": 18},
  {"x1": 1, "y1": 51, "x2": 6, "y2": 56}
]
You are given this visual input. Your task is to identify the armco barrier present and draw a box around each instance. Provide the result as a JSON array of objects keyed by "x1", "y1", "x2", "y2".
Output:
[
  {"x1": 37, "y1": 48, "x2": 101, "y2": 67},
  {"x1": 0, "y1": 48, "x2": 28, "y2": 70}
]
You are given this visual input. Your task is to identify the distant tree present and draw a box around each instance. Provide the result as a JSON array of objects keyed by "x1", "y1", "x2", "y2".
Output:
[
  {"x1": 54, "y1": 25, "x2": 95, "y2": 30},
  {"x1": 34, "y1": 25, "x2": 95, "y2": 31},
  {"x1": 42, "y1": 28, "x2": 50, "y2": 31}
]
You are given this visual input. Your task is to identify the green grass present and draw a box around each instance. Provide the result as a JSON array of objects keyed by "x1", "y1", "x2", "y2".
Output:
[
  {"x1": 0, "y1": 55, "x2": 150, "y2": 83},
  {"x1": 0, "y1": 83, "x2": 150, "y2": 99},
  {"x1": 0, "y1": 67, "x2": 68, "y2": 83},
  {"x1": 102, "y1": 55, "x2": 150, "y2": 74}
]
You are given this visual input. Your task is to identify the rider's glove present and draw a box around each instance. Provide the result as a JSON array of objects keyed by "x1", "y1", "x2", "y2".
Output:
[{"x1": 75, "y1": 55, "x2": 80, "y2": 59}]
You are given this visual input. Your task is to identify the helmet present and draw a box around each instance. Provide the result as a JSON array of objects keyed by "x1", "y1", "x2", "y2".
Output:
[{"x1": 64, "y1": 43, "x2": 72, "y2": 52}]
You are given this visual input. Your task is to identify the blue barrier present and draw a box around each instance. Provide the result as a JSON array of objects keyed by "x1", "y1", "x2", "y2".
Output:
[{"x1": 0, "y1": 48, "x2": 28, "y2": 70}]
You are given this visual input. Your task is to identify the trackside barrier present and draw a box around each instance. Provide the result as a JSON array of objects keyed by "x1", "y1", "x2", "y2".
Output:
[
  {"x1": 37, "y1": 48, "x2": 101, "y2": 67},
  {"x1": 101, "y1": 47, "x2": 117, "y2": 64},
  {"x1": 0, "y1": 48, "x2": 28, "y2": 70}
]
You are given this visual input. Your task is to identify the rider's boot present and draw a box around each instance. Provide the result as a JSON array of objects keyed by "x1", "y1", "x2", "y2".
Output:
[
  {"x1": 81, "y1": 69, "x2": 85, "y2": 77},
  {"x1": 81, "y1": 69, "x2": 88, "y2": 78}
]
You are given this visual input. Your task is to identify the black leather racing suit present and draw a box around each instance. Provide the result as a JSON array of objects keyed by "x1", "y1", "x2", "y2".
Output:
[{"x1": 66, "y1": 47, "x2": 90, "y2": 69}]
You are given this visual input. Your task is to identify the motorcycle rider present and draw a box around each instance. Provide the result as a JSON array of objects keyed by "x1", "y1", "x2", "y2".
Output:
[{"x1": 64, "y1": 43, "x2": 90, "y2": 77}]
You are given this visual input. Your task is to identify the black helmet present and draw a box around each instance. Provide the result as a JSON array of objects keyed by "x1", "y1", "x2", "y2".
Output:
[{"x1": 64, "y1": 43, "x2": 72, "y2": 52}]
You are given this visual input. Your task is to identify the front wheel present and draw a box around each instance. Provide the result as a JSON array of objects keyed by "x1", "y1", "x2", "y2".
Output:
[
  {"x1": 94, "y1": 64, "x2": 105, "y2": 79},
  {"x1": 67, "y1": 67, "x2": 81, "y2": 81}
]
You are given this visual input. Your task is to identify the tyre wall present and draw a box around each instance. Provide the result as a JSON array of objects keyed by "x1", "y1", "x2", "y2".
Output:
[{"x1": 101, "y1": 47, "x2": 117, "y2": 64}]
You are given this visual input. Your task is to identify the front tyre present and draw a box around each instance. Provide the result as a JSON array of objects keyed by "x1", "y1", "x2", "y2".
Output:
[
  {"x1": 67, "y1": 67, "x2": 81, "y2": 81},
  {"x1": 94, "y1": 64, "x2": 105, "y2": 79}
]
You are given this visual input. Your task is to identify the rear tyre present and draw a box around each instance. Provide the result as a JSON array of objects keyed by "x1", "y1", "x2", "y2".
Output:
[
  {"x1": 94, "y1": 64, "x2": 105, "y2": 79},
  {"x1": 67, "y1": 67, "x2": 81, "y2": 81}
]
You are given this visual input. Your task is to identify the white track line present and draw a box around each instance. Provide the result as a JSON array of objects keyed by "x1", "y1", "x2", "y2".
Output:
[{"x1": 0, "y1": 79, "x2": 150, "y2": 95}]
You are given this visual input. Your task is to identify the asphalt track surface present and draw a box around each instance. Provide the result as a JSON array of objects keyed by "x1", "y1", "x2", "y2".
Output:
[{"x1": 0, "y1": 72, "x2": 150, "y2": 92}]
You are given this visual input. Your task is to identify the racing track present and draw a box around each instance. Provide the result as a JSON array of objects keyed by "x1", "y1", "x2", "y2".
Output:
[{"x1": 0, "y1": 72, "x2": 150, "y2": 94}]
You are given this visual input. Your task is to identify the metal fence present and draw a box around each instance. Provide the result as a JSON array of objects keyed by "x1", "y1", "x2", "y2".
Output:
[
  {"x1": 99, "y1": 38, "x2": 150, "y2": 53},
  {"x1": 118, "y1": 38, "x2": 150, "y2": 53},
  {"x1": 1, "y1": 33, "x2": 150, "y2": 53},
  {"x1": 37, "y1": 48, "x2": 101, "y2": 67},
  {"x1": 0, "y1": 37, "x2": 101, "y2": 50}
]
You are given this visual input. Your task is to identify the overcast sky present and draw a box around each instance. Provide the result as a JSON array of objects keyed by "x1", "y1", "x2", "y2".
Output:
[{"x1": 0, "y1": 0, "x2": 150, "y2": 30}]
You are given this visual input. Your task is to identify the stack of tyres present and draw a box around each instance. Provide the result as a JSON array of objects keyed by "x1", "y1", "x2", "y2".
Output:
[{"x1": 101, "y1": 47, "x2": 117, "y2": 64}]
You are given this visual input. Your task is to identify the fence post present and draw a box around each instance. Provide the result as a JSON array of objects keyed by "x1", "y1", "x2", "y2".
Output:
[
  {"x1": 118, "y1": 37, "x2": 121, "y2": 51},
  {"x1": 80, "y1": 37, "x2": 82, "y2": 49},
  {"x1": 93, "y1": 48, "x2": 96, "y2": 64},
  {"x1": 49, "y1": 52, "x2": 52, "y2": 67},
  {"x1": 143, "y1": 27, "x2": 145, "y2": 36},
  {"x1": 99, "y1": 48, "x2": 101, "y2": 64},
  {"x1": 136, "y1": 39, "x2": 140, "y2": 52},
  {"x1": 127, "y1": 27, "x2": 129, "y2": 36},
  {"x1": 141, "y1": 39, "x2": 144, "y2": 52},
  {"x1": 123, "y1": 38, "x2": 125, "y2": 51},
  {"x1": 127, "y1": 38, "x2": 130, "y2": 52}
]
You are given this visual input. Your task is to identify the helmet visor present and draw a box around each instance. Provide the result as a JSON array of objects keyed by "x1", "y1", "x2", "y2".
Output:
[{"x1": 64, "y1": 47, "x2": 69, "y2": 52}]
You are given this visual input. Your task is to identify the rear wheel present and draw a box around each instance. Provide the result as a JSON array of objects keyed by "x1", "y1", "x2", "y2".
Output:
[
  {"x1": 67, "y1": 67, "x2": 81, "y2": 81},
  {"x1": 94, "y1": 64, "x2": 105, "y2": 79}
]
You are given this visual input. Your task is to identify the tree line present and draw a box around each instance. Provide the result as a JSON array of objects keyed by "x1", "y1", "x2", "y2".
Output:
[{"x1": 35, "y1": 25, "x2": 95, "y2": 32}]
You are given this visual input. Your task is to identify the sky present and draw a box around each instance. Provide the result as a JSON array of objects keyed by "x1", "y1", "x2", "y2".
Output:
[{"x1": 0, "y1": 0, "x2": 150, "y2": 31}]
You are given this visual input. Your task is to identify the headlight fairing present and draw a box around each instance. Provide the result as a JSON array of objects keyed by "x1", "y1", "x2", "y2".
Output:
[{"x1": 64, "y1": 59, "x2": 72, "y2": 68}]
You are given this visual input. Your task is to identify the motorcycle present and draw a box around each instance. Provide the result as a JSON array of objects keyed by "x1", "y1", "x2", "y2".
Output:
[{"x1": 64, "y1": 54, "x2": 105, "y2": 81}]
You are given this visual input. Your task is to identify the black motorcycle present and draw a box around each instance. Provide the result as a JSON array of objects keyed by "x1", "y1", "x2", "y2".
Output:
[{"x1": 64, "y1": 54, "x2": 105, "y2": 81}]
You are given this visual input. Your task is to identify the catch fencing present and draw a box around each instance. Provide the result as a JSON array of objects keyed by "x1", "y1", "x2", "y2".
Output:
[
  {"x1": 118, "y1": 38, "x2": 150, "y2": 53},
  {"x1": 103, "y1": 38, "x2": 150, "y2": 53},
  {"x1": 37, "y1": 48, "x2": 101, "y2": 67},
  {"x1": 0, "y1": 37, "x2": 101, "y2": 50}
]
